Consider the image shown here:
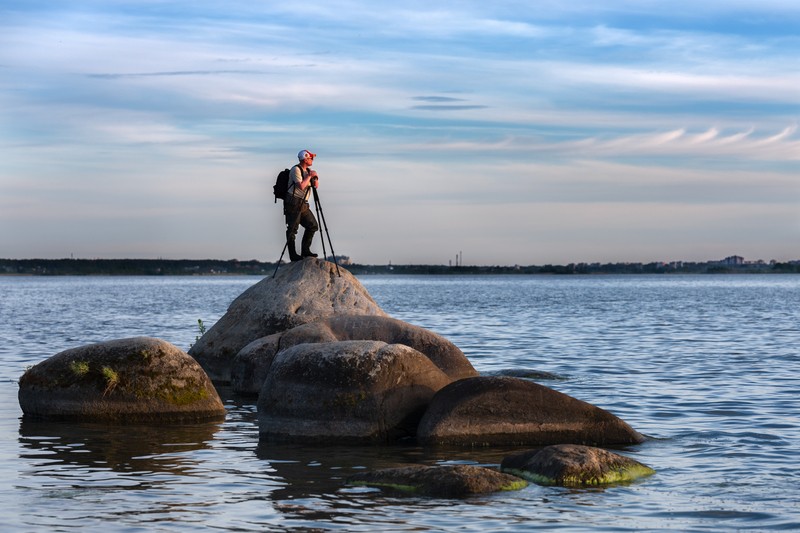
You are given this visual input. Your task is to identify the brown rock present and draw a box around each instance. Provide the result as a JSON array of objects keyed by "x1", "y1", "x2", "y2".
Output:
[
  {"x1": 18, "y1": 337, "x2": 225, "y2": 423},
  {"x1": 348, "y1": 464, "x2": 528, "y2": 497},
  {"x1": 257, "y1": 340, "x2": 451, "y2": 443},
  {"x1": 501, "y1": 444, "x2": 655, "y2": 486},
  {"x1": 417, "y1": 376, "x2": 645, "y2": 446}
]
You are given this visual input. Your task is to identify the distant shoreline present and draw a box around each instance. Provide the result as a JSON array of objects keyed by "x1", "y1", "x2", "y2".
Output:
[{"x1": 1, "y1": 258, "x2": 798, "y2": 276}]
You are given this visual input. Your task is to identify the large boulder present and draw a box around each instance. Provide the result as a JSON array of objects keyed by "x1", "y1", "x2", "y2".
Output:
[
  {"x1": 18, "y1": 337, "x2": 225, "y2": 423},
  {"x1": 258, "y1": 340, "x2": 452, "y2": 443},
  {"x1": 232, "y1": 315, "x2": 478, "y2": 395},
  {"x1": 417, "y1": 376, "x2": 645, "y2": 446},
  {"x1": 501, "y1": 444, "x2": 655, "y2": 486},
  {"x1": 348, "y1": 464, "x2": 527, "y2": 497},
  {"x1": 189, "y1": 260, "x2": 387, "y2": 383}
]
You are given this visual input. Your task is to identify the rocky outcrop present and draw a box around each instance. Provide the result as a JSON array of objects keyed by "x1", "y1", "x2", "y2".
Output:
[
  {"x1": 18, "y1": 337, "x2": 225, "y2": 423},
  {"x1": 257, "y1": 340, "x2": 452, "y2": 443},
  {"x1": 417, "y1": 376, "x2": 645, "y2": 447},
  {"x1": 232, "y1": 315, "x2": 478, "y2": 395},
  {"x1": 348, "y1": 464, "x2": 527, "y2": 497},
  {"x1": 189, "y1": 259, "x2": 387, "y2": 383},
  {"x1": 501, "y1": 444, "x2": 655, "y2": 486}
]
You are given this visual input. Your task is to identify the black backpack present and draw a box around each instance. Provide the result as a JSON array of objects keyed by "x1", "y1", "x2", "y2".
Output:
[{"x1": 272, "y1": 168, "x2": 291, "y2": 203}]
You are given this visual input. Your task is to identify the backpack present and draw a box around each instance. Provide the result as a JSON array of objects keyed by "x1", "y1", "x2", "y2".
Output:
[{"x1": 272, "y1": 168, "x2": 291, "y2": 203}]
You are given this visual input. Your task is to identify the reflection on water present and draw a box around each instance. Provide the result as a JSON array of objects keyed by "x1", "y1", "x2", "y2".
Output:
[{"x1": 19, "y1": 418, "x2": 222, "y2": 478}]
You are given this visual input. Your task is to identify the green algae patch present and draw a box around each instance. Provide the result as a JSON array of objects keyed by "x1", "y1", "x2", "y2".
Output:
[
  {"x1": 349, "y1": 481, "x2": 420, "y2": 494},
  {"x1": 504, "y1": 465, "x2": 654, "y2": 486},
  {"x1": 499, "y1": 478, "x2": 529, "y2": 491},
  {"x1": 155, "y1": 383, "x2": 210, "y2": 406}
]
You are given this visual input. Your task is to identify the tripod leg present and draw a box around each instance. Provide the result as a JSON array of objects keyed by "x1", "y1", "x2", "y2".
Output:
[
  {"x1": 311, "y1": 188, "x2": 340, "y2": 277},
  {"x1": 272, "y1": 241, "x2": 288, "y2": 278},
  {"x1": 313, "y1": 196, "x2": 328, "y2": 260}
]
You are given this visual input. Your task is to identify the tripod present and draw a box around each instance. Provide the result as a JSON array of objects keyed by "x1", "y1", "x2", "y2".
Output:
[{"x1": 273, "y1": 185, "x2": 340, "y2": 277}]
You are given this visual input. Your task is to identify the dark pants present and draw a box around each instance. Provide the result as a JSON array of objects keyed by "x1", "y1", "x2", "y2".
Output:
[{"x1": 284, "y1": 200, "x2": 319, "y2": 254}]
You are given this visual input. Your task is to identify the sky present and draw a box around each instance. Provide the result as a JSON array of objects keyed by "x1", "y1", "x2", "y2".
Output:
[{"x1": 1, "y1": 1, "x2": 798, "y2": 266}]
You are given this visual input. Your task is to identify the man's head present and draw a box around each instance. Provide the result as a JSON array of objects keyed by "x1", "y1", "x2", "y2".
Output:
[{"x1": 297, "y1": 149, "x2": 316, "y2": 162}]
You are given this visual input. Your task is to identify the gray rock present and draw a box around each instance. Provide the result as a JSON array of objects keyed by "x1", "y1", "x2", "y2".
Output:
[
  {"x1": 189, "y1": 260, "x2": 387, "y2": 383},
  {"x1": 232, "y1": 315, "x2": 478, "y2": 395},
  {"x1": 231, "y1": 333, "x2": 283, "y2": 397},
  {"x1": 257, "y1": 340, "x2": 452, "y2": 443},
  {"x1": 417, "y1": 376, "x2": 645, "y2": 446},
  {"x1": 501, "y1": 444, "x2": 655, "y2": 486},
  {"x1": 18, "y1": 337, "x2": 225, "y2": 423},
  {"x1": 348, "y1": 464, "x2": 528, "y2": 497}
]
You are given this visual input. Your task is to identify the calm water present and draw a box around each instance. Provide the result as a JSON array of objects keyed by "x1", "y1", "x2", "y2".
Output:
[{"x1": 1, "y1": 274, "x2": 798, "y2": 531}]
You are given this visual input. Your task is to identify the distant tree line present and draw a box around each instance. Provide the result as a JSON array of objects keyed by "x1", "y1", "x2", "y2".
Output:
[{"x1": 1, "y1": 258, "x2": 798, "y2": 276}]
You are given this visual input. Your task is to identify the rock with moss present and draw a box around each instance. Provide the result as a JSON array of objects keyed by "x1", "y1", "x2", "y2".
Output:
[
  {"x1": 232, "y1": 315, "x2": 478, "y2": 395},
  {"x1": 18, "y1": 337, "x2": 225, "y2": 423},
  {"x1": 501, "y1": 444, "x2": 655, "y2": 486},
  {"x1": 348, "y1": 464, "x2": 528, "y2": 497},
  {"x1": 417, "y1": 376, "x2": 645, "y2": 447},
  {"x1": 258, "y1": 340, "x2": 452, "y2": 443},
  {"x1": 189, "y1": 259, "x2": 387, "y2": 383}
]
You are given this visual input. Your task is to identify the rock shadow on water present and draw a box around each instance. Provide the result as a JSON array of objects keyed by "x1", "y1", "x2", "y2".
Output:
[
  {"x1": 253, "y1": 438, "x2": 537, "y2": 503},
  {"x1": 18, "y1": 417, "x2": 223, "y2": 479}
]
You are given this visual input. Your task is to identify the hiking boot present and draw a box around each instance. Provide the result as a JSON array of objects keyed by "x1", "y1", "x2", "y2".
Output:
[
  {"x1": 287, "y1": 238, "x2": 302, "y2": 262},
  {"x1": 301, "y1": 232, "x2": 317, "y2": 258}
]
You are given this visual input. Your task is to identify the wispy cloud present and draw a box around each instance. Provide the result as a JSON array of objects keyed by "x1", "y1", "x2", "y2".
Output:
[{"x1": 400, "y1": 124, "x2": 800, "y2": 162}]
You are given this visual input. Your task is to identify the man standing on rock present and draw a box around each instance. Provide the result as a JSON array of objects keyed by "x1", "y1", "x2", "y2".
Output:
[{"x1": 284, "y1": 149, "x2": 320, "y2": 261}]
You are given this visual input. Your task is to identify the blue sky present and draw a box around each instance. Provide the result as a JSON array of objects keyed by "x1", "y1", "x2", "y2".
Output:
[{"x1": 1, "y1": 1, "x2": 798, "y2": 265}]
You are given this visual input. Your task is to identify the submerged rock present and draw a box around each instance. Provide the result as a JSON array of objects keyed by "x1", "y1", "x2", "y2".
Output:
[
  {"x1": 189, "y1": 259, "x2": 387, "y2": 383},
  {"x1": 348, "y1": 464, "x2": 528, "y2": 497},
  {"x1": 232, "y1": 314, "x2": 478, "y2": 395},
  {"x1": 18, "y1": 337, "x2": 225, "y2": 423},
  {"x1": 501, "y1": 444, "x2": 655, "y2": 486},
  {"x1": 417, "y1": 376, "x2": 645, "y2": 447},
  {"x1": 257, "y1": 340, "x2": 451, "y2": 443},
  {"x1": 491, "y1": 368, "x2": 568, "y2": 381}
]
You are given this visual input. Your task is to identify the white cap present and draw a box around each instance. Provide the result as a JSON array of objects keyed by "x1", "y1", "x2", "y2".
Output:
[{"x1": 298, "y1": 149, "x2": 316, "y2": 160}]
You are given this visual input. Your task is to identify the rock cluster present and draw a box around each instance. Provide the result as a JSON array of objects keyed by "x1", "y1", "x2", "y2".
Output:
[
  {"x1": 18, "y1": 258, "x2": 655, "y2": 496},
  {"x1": 189, "y1": 259, "x2": 387, "y2": 382}
]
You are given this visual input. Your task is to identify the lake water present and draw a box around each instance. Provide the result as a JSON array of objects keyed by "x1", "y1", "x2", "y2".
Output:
[{"x1": 1, "y1": 274, "x2": 798, "y2": 531}]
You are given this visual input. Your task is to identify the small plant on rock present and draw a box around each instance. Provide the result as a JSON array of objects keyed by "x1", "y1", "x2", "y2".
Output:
[
  {"x1": 70, "y1": 360, "x2": 90, "y2": 376},
  {"x1": 101, "y1": 366, "x2": 119, "y2": 397},
  {"x1": 191, "y1": 319, "x2": 206, "y2": 348}
]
